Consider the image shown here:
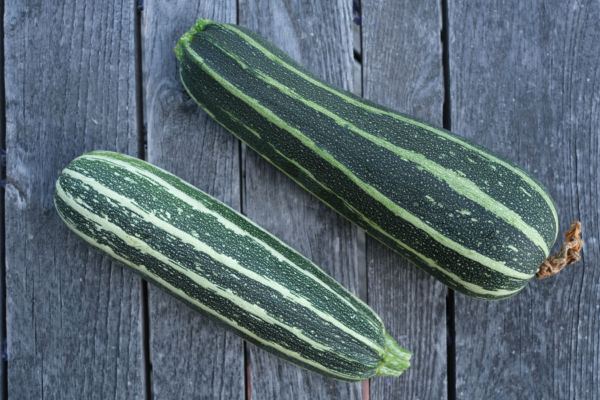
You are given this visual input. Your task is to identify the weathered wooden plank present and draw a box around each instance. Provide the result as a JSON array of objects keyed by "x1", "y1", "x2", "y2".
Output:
[
  {"x1": 450, "y1": 0, "x2": 600, "y2": 398},
  {"x1": 4, "y1": 1, "x2": 143, "y2": 399},
  {"x1": 142, "y1": 2, "x2": 244, "y2": 399},
  {"x1": 0, "y1": 11, "x2": 7, "y2": 399},
  {"x1": 361, "y1": 0, "x2": 448, "y2": 398},
  {"x1": 238, "y1": 0, "x2": 361, "y2": 398},
  {"x1": 0, "y1": 182, "x2": 5, "y2": 400}
]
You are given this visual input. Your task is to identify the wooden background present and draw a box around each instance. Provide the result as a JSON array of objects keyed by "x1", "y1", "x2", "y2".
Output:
[{"x1": 3, "y1": 0, "x2": 598, "y2": 399}]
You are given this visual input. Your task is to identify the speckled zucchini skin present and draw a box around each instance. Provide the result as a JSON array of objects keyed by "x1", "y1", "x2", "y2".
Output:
[
  {"x1": 54, "y1": 151, "x2": 410, "y2": 382},
  {"x1": 176, "y1": 19, "x2": 558, "y2": 300}
]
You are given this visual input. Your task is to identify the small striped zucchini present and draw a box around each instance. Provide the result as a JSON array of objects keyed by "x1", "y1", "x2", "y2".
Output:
[
  {"x1": 54, "y1": 151, "x2": 411, "y2": 382},
  {"x1": 175, "y1": 19, "x2": 559, "y2": 300}
]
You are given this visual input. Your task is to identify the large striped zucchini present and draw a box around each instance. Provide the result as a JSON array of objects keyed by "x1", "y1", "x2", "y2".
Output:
[
  {"x1": 175, "y1": 19, "x2": 559, "y2": 300},
  {"x1": 54, "y1": 151, "x2": 411, "y2": 382}
]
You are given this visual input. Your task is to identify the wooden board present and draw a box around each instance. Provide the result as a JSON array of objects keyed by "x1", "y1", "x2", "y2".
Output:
[
  {"x1": 449, "y1": 0, "x2": 600, "y2": 398},
  {"x1": 142, "y1": 2, "x2": 245, "y2": 399},
  {"x1": 238, "y1": 0, "x2": 361, "y2": 398},
  {"x1": 0, "y1": 6, "x2": 6, "y2": 397},
  {"x1": 4, "y1": 1, "x2": 143, "y2": 399},
  {"x1": 361, "y1": 1, "x2": 448, "y2": 398}
]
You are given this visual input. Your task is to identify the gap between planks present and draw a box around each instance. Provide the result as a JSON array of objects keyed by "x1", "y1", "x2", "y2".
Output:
[
  {"x1": 441, "y1": 0, "x2": 456, "y2": 398},
  {"x1": 134, "y1": 1, "x2": 152, "y2": 400}
]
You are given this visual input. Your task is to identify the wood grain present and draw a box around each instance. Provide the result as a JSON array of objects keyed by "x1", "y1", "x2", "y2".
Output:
[
  {"x1": 0, "y1": 4, "x2": 6, "y2": 397},
  {"x1": 449, "y1": 0, "x2": 600, "y2": 398},
  {"x1": 4, "y1": 1, "x2": 143, "y2": 399},
  {"x1": 238, "y1": 0, "x2": 361, "y2": 398},
  {"x1": 361, "y1": 0, "x2": 448, "y2": 399},
  {"x1": 142, "y1": 1, "x2": 245, "y2": 399}
]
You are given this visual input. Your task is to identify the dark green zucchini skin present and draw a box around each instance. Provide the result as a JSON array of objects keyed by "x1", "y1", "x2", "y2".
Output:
[
  {"x1": 54, "y1": 151, "x2": 410, "y2": 382},
  {"x1": 175, "y1": 19, "x2": 558, "y2": 300}
]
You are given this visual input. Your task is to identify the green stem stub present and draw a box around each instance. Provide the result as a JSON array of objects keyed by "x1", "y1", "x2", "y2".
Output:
[
  {"x1": 376, "y1": 333, "x2": 412, "y2": 377},
  {"x1": 175, "y1": 18, "x2": 213, "y2": 62}
]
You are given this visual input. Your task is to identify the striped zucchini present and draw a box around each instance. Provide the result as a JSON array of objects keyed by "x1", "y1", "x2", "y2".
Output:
[
  {"x1": 54, "y1": 151, "x2": 411, "y2": 382},
  {"x1": 175, "y1": 19, "x2": 559, "y2": 300}
]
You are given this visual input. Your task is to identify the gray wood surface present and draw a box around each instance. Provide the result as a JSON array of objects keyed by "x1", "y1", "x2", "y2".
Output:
[
  {"x1": 3, "y1": 0, "x2": 599, "y2": 399},
  {"x1": 449, "y1": 0, "x2": 600, "y2": 398},
  {"x1": 4, "y1": 1, "x2": 143, "y2": 399},
  {"x1": 361, "y1": 0, "x2": 448, "y2": 398},
  {"x1": 0, "y1": 6, "x2": 6, "y2": 396},
  {"x1": 238, "y1": 0, "x2": 361, "y2": 398},
  {"x1": 143, "y1": 2, "x2": 245, "y2": 399}
]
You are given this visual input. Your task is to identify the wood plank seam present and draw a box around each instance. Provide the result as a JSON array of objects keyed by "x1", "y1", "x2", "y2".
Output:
[
  {"x1": 440, "y1": 0, "x2": 456, "y2": 399},
  {"x1": 133, "y1": 2, "x2": 152, "y2": 400}
]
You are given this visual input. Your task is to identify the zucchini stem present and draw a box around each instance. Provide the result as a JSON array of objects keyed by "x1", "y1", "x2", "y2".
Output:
[
  {"x1": 536, "y1": 221, "x2": 582, "y2": 279},
  {"x1": 376, "y1": 333, "x2": 412, "y2": 377},
  {"x1": 175, "y1": 18, "x2": 213, "y2": 62}
]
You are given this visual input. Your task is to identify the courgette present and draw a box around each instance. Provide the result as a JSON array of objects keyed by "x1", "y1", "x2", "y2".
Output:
[
  {"x1": 175, "y1": 19, "x2": 558, "y2": 300},
  {"x1": 54, "y1": 151, "x2": 411, "y2": 382}
]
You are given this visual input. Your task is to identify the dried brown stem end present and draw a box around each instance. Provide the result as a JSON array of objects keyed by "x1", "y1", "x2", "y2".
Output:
[{"x1": 536, "y1": 221, "x2": 582, "y2": 279}]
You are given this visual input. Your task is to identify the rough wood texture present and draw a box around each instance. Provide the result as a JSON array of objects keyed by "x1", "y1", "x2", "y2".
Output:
[
  {"x1": 361, "y1": 0, "x2": 448, "y2": 398},
  {"x1": 0, "y1": 174, "x2": 4, "y2": 400},
  {"x1": 238, "y1": 1, "x2": 361, "y2": 398},
  {"x1": 143, "y1": 2, "x2": 245, "y2": 399},
  {"x1": 4, "y1": 1, "x2": 143, "y2": 399},
  {"x1": 450, "y1": 0, "x2": 600, "y2": 398},
  {"x1": 4, "y1": 1, "x2": 600, "y2": 398},
  {"x1": 0, "y1": 8, "x2": 6, "y2": 397}
]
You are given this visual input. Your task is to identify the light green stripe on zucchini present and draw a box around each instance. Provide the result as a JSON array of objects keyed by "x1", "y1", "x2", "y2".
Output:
[
  {"x1": 65, "y1": 166, "x2": 383, "y2": 352},
  {"x1": 182, "y1": 42, "x2": 534, "y2": 281},
  {"x1": 219, "y1": 23, "x2": 559, "y2": 239},
  {"x1": 55, "y1": 182, "x2": 361, "y2": 381}
]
